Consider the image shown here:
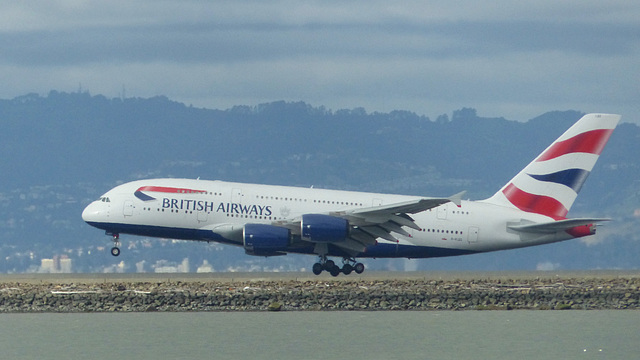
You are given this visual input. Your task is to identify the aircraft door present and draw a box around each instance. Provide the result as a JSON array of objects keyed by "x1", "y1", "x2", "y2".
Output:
[
  {"x1": 372, "y1": 198, "x2": 383, "y2": 207},
  {"x1": 123, "y1": 200, "x2": 134, "y2": 216},
  {"x1": 467, "y1": 226, "x2": 479, "y2": 243},
  {"x1": 437, "y1": 205, "x2": 448, "y2": 220}
]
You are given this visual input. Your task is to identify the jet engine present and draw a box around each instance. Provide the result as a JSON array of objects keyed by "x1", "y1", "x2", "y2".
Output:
[
  {"x1": 243, "y1": 224, "x2": 291, "y2": 256},
  {"x1": 301, "y1": 214, "x2": 349, "y2": 242}
]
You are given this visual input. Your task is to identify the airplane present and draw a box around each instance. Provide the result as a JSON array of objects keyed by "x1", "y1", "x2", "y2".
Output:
[{"x1": 82, "y1": 113, "x2": 620, "y2": 275}]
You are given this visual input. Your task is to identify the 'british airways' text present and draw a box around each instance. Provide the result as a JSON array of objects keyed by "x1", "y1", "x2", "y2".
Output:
[{"x1": 162, "y1": 198, "x2": 272, "y2": 216}]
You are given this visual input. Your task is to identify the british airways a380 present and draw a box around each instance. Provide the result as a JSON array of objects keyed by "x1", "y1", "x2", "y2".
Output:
[{"x1": 82, "y1": 113, "x2": 620, "y2": 275}]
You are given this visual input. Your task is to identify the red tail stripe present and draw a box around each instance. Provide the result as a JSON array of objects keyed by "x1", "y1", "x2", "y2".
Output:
[
  {"x1": 502, "y1": 183, "x2": 567, "y2": 219},
  {"x1": 537, "y1": 129, "x2": 614, "y2": 162}
]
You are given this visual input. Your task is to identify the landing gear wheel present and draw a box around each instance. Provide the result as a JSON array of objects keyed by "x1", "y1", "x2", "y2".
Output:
[
  {"x1": 323, "y1": 259, "x2": 335, "y2": 271},
  {"x1": 111, "y1": 247, "x2": 121, "y2": 257},
  {"x1": 329, "y1": 266, "x2": 341, "y2": 277},
  {"x1": 312, "y1": 263, "x2": 323, "y2": 275},
  {"x1": 342, "y1": 264, "x2": 353, "y2": 275},
  {"x1": 354, "y1": 262, "x2": 365, "y2": 274}
]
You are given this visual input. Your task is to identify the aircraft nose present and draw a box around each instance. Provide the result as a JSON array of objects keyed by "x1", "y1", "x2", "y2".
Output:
[{"x1": 82, "y1": 202, "x2": 105, "y2": 224}]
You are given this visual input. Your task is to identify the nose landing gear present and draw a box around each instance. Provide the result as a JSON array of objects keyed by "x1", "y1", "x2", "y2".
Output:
[
  {"x1": 110, "y1": 246, "x2": 121, "y2": 257},
  {"x1": 108, "y1": 232, "x2": 121, "y2": 256}
]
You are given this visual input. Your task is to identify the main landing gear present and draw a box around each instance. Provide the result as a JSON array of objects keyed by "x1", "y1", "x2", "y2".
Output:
[
  {"x1": 312, "y1": 256, "x2": 365, "y2": 277},
  {"x1": 108, "y1": 232, "x2": 121, "y2": 257}
]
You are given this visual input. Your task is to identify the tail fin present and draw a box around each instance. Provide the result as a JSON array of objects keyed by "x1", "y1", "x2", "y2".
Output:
[{"x1": 483, "y1": 113, "x2": 621, "y2": 219}]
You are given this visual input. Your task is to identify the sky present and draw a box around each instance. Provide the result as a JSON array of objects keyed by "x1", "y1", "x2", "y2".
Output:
[{"x1": 1, "y1": 1, "x2": 639, "y2": 122}]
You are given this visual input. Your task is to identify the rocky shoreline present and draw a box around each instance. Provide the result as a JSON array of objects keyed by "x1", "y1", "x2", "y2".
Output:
[{"x1": 0, "y1": 276, "x2": 638, "y2": 312}]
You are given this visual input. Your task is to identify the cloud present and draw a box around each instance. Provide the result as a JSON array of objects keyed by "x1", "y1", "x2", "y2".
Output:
[{"x1": 1, "y1": 1, "x2": 638, "y2": 121}]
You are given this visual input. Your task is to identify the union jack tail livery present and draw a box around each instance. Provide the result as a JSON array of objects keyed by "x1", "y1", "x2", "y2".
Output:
[{"x1": 484, "y1": 113, "x2": 621, "y2": 219}]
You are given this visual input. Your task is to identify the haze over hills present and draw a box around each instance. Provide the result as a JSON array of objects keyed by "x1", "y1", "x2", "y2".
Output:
[{"x1": 0, "y1": 91, "x2": 638, "y2": 273}]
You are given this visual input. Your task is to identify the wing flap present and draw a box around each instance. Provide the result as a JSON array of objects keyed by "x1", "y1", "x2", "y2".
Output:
[
  {"x1": 336, "y1": 238, "x2": 369, "y2": 254},
  {"x1": 349, "y1": 228, "x2": 377, "y2": 244},
  {"x1": 379, "y1": 221, "x2": 412, "y2": 237},
  {"x1": 389, "y1": 214, "x2": 421, "y2": 231},
  {"x1": 360, "y1": 225, "x2": 399, "y2": 242}
]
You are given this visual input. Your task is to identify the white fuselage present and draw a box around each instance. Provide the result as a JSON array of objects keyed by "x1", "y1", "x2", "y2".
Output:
[{"x1": 82, "y1": 178, "x2": 572, "y2": 259}]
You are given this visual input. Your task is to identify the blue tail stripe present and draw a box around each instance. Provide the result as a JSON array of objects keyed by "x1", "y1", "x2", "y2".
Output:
[{"x1": 528, "y1": 168, "x2": 590, "y2": 193}]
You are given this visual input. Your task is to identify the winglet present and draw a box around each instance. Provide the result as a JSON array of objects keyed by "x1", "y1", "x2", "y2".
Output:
[{"x1": 448, "y1": 191, "x2": 466, "y2": 207}]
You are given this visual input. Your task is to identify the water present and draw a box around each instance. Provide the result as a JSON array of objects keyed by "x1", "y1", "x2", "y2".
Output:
[{"x1": 0, "y1": 311, "x2": 638, "y2": 360}]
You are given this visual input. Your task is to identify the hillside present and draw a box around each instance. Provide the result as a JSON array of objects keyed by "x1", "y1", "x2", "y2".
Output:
[{"x1": 0, "y1": 91, "x2": 638, "y2": 273}]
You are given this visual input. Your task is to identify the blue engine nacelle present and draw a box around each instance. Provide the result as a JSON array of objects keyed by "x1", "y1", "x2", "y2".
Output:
[
  {"x1": 243, "y1": 224, "x2": 291, "y2": 256},
  {"x1": 301, "y1": 214, "x2": 349, "y2": 242}
]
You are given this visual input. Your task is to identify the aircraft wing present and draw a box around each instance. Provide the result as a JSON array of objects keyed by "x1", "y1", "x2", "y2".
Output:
[
  {"x1": 278, "y1": 191, "x2": 465, "y2": 255},
  {"x1": 346, "y1": 191, "x2": 464, "y2": 217},
  {"x1": 508, "y1": 218, "x2": 611, "y2": 234}
]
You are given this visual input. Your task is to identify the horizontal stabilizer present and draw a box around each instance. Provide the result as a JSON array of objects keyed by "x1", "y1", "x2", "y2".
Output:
[{"x1": 508, "y1": 218, "x2": 611, "y2": 234}]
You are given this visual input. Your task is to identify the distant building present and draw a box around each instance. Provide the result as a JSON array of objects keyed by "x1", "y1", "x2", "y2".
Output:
[
  {"x1": 39, "y1": 255, "x2": 72, "y2": 273},
  {"x1": 40, "y1": 259, "x2": 55, "y2": 273},
  {"x1": 60, "y1": 257, "x2": 72, "y2": 273}
]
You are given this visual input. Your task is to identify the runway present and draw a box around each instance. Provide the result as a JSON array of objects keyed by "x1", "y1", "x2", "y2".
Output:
[{"x1": 1, "y1": 270, "x2": 638, "y2": 284}]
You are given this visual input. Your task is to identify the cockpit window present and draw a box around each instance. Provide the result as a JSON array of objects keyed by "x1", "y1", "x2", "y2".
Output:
[{"x1": 99, "y1": 197, "x2": 111, "y2": 203}]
